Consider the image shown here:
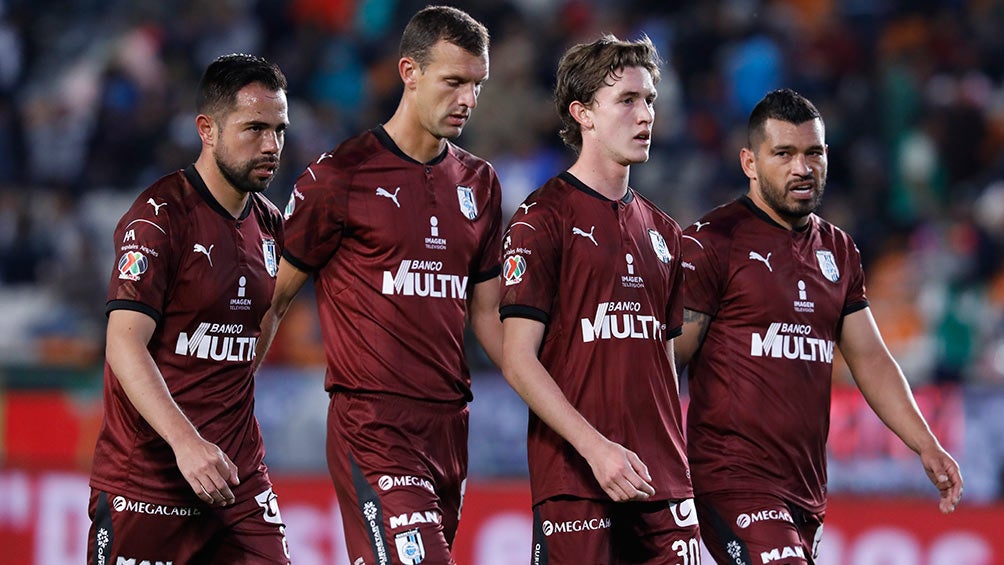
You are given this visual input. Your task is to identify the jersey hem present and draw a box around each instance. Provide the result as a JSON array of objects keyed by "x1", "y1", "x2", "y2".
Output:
[
  {"x1": 693, "y1": 484, "x2": 826, "y2": 514},
  {"x1": 532, "y1": 487, "x2": 695, "y2": 507},
  {"x1": 89, "y1": 471, "x2": 273, "y2": 507}
]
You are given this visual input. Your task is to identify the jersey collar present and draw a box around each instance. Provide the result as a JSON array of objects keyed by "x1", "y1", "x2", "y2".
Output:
[
  {"x1": 372, "y1": 125, "x2": 449, "y2": 166},
  {"x1": 739, "y1": 194, "x2": 812, "y2": 233},
  {"x1": 559, "y1": 171, "x2": 634, "y2": 205},
  {"x1": 184, "y1": 165, "x2": 254, "y2": 222}
]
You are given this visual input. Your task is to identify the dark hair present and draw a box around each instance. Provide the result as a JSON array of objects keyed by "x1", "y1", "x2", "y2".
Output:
[
  {"x1": 554, "y1": 34, "x2": 661, "y2": 152},
  {"x1": 747, "y1": 88, "x2": 822, "y2": 148},
  {"x1": 197, "y1": 53, "x2": 287, "y2": 118},
  {"x1": 399, "y1": 5, "x2": 489, "y2": 68}
]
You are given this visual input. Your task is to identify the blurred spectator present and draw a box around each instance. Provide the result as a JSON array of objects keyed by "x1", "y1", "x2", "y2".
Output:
[{"x1": 0, "y1": 204, "x2": 51, "y2": 285}]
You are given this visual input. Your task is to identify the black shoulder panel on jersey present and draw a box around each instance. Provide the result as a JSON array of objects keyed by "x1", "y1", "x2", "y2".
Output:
[
  {"x1": 841, "y1": 299, "x2": 869, "y2": 318},
  {"x1": 472, "y1": 265, "x2": 501, "y2": 284},
  {"x1": 105, "y1": 299, "x2": 161, "y2": 324},
  {"x1": 281, "y1": 250, "x2": 318, "y2": 273},
  {"x1": 499, "y1": 304, "x2": 549, "y2": 324}
]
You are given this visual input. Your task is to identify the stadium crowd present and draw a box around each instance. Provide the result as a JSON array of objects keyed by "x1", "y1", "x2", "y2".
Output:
[{"x1": 3, "y1": 0, "x2": 1004, "y2": 389}]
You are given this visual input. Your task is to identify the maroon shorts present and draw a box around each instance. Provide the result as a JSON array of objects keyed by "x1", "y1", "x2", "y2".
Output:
[
  {"x1": 327, "y1": 391, "x2": 468, "y2": 565},
  {"x1": 87, "y1": 486, "x2": 290, "y2": 564},
  {"x1": 530, "y1": 497, "x2": 701, "y2": 564},
  {"x1": 696, "y1": 491, "x2": 824, "y2": 565}
]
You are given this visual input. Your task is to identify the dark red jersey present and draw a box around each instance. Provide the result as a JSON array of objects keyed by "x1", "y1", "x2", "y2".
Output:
[
  {"x1": 91, "y1": 165, "x2": 283, "y2": 506},
  {"x1": 500, "y1": 172, "x2": 693, "y2": 505},
  {"x1": 281, "y1": 127, "x2": 502, "y2": 402},
  {"x1": 681, "y1": 196, "x2": 868, "y2": 512}
]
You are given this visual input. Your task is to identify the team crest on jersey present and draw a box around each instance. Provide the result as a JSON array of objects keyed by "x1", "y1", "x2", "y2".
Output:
[
  {"x1": 395, "y1": 528, "x2": 425, "y2": 565},
  {"x1": 457, "y1": 185, "x2": 477, "y2": 220},
  {"x1": 117, "y1": 251, "x2": 149, "y2": 281},
  {"x1": 262, "y1": 238, "x2": 278, "y2": 277},
  {"x1": 503, "y1": 255, "x2": 527, "y2": 286},
  {"x1": 815, "y1": 249, "x2": 840, "y2": 282},
  {"x1": 648, "y1": 229, "x2": 671, "y2": 263}
]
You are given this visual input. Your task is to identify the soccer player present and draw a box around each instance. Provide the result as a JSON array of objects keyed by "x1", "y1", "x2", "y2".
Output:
[
  {"x1": 676, "y1": 88, "x2": 963, "y2": 564},
  {"x1": 500, "y1": 35, "x2": 699, "y2": 563},
  {"x1": 88, "y1": 54, "x2": 290, "y2": 564},
  {"x1": 254, "y1": 6, "x2": 502, "y2": 565}
]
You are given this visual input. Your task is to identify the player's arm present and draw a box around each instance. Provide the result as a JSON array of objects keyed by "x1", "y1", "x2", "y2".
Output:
[
  {"x1": 253, "y1": 258, "x2": 310, "y2": 372},
  {"x1": 468, "y1": 276, "x2": 503, "y2": 368},
  {"x1": 502, "y1": 316, "x2": 655, "y2": 502},
  {"x1": 674, "y1": 308, "x2": 711, "y2": 373},
  {"x1": 838, "y1": 306, "x2": 963, "y2": 514},
  {"x1": 664, "y1": 339, "x2": 682, "y2": 396},
  {"x1": 106, "y1": 309, "x2": 239, "y2": 506}
]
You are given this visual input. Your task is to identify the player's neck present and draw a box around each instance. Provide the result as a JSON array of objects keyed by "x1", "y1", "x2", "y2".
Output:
[
  {"x1": 383, "y1": 108, "x2": 448, "y2": 164},
  {"x1": 567, "y1": 155, "x2": 630, "y2": 201},
  {"x1": 193, "y1": 157, "x2": 250, "y2": 218}
]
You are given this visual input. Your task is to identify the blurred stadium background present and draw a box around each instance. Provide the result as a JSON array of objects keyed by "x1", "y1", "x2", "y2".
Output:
[{"x1": 1, "y1": 0, "x2": 1004, "y2": 563}]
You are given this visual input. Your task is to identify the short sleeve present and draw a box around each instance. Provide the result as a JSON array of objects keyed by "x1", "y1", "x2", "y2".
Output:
[
  {"x1": 680, "y1": 224, "x2": 727, "y2": 318},
  {"x1": 842, "y1": 234, "x2": 869, "y2": 316},
  {"x1": 281, "y1": 157, "x2": 348, "y2": 271},
  {"x1": 106, "y1": 195, "x2": 176, "y2": 321},
  {"x1": 499, "y1": 195, "x2": 562, "y2": 322},
  {"x1": 664, "y1": 227, "x2": 685, "y2": 339},
  {"x1": 471, "y1": 166, "x2": 503, "y2": 283}
]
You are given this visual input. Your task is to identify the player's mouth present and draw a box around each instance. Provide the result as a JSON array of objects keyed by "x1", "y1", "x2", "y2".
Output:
[
  {"x1": 788, "y1": 179, "x2": 816, "y2": 198},
  {"x1": 447, "y1": 112, "x2": 469, "y2": 126},
  {"x1": 253, "y1": 160, "x2": 279, "y2": 178},
  {"x1": 634, "y1": 130, "x2": 651, "y2": 145}
]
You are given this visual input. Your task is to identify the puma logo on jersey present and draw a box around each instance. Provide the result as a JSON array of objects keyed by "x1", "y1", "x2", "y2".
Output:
[
  {"x1": 572, "y1": 226, "x2": 598, "y2": 246},
  {"x1": 147, "y1": 198, "x2": 167, "y2": 215},
  {"x1": 376, "y1": 187, "x2": 401, "y2": 208},
  {"x1": 193, "y1": 243, "x2": 214, "y2": 267},
  {"x1": 692, "y1": 221, "x2": 710, "y2": 231},
  {"x1": 749, "y1": 251, "x2": 772, "y2": 272},
  {"x1": 519, "y1": 202, "x2": 537, "y2": 214}
]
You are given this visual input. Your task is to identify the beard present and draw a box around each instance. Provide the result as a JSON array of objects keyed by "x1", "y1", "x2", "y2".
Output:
[
  {"x1": 758, "y1": 172, "x2": 825, "y2": 222},
  {"x1": 215, "y1": 149, "x2": 279, "y2": 194}
]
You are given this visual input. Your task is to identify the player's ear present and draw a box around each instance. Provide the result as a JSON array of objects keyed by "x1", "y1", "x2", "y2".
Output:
[
  {"x1": 196, "y1": 113, "x2": 216, "y2": 147},
  {"x1": 739, "y1": 147, "x2": 757, "y2": 180},
  {"x1": 400, "y1": 56, "x2": 419, "y2": 90},
  {"x1": 569, "y1": 100, "x2": 592, "y2": 130}
]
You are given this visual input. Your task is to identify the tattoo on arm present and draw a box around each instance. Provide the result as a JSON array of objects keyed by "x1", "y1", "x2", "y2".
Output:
[{"x1": 683, "y1": 309, "x2": 711, "y2": 342}]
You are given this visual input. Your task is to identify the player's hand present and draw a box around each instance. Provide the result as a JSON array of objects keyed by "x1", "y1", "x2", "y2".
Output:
[
  {"x1": 174, "y1": 436, "x2": 240, "y2": 506},
  {"x1": 583, "y1": 438, "x2": 656, "y2": 502},
  {"x1": 920, "y1": 446, "x2": 963, "y2": 514}
]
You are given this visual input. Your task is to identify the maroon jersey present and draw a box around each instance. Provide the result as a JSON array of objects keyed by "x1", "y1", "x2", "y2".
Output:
[
  {"x1": 500, "y1": 172, "x2": 693, "y2": 505},
  {"x1": 681, "y1": 196, "x2": 868, "y2": 513},
  {"x1": 282, "y1": 126, "x2": 502, "y2": 402},
  {"x1": 91, "y1": 165, "x2": 283, "y2": 506}
]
